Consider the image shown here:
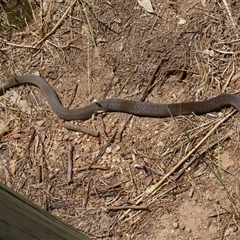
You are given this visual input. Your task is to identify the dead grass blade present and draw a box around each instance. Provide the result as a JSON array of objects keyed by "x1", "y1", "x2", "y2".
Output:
[
  {"x1": 33, "y1": 0, "x2": 77, "y2": 48},
  {"x1": 147, "y1": 109, "x2": 237, "y2": 196},
  {"x1": 222, "y1": 0, "x2": 236, "y2": 27}
]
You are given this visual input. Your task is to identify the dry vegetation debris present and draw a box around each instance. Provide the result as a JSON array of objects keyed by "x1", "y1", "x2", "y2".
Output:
[{"x1": 1, "y1": 0, "x2": 240, "y2": 239}]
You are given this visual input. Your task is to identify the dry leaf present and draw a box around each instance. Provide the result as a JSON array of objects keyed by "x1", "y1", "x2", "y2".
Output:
[
  {"x1": 7, "y1": 90, "x2": 31, "y2": 114},
  {"x1": 37, "y1": 120, "x2": 45, "y2": 127},
  {"x1": 7, "y1": 132, "x2": 24, "y2": 139},
  {"x1": 138, "y1": 0, "x2": 154, "y2": 13},
  {"x1": 142, "y1": 175, "x2": 153, "y2": 187},
  {"x1": 103, "y1": 171, "x2": 116, "y2": 179}
]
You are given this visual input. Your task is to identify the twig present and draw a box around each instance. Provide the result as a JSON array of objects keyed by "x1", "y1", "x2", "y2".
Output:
[
  {"x1": 77, "y1": 130, "x2": 117, "y2": 183},
  {"x1": 27, "y1": 0, "x2": 37, "y2": 22},
  {"x1": 106, "y1": 205, "x2": 149, "y2": 211},
  {"x1": 222, "y1": 0, "x2": 236, "y2": 27},
  {"x1": 5, "y1": 41, "x2": 39, "y2": 49},
  {"x1": 99, "y1": 116, "x2": 108, "y2": 138},
  {"x1": 116, "y1": 115, "x2": 132, "y2": 140},
  {"x1": 119, "y1": 185, "x2": 176, "y2": 221},
  {"x1": 27, "y1": 128, "x2": 36, "y2": 151},
  {"x1": 37, "y1": 165, "x2": 42, "y2": 183},
  {"x1": 67, "y1": 144, "x2": 74, "y2": 183},
  {"x1": 147, "y1": 109, "x2": 237, "y2": 196},
  {"x1": 174, "y1": 135, "x2": 230, "y2": 181},
  {"x1": 141, "y1": 53, "x2": 169, "y2": 101},
  {"x1": 75, "y1": 165, "x2": 108, "y2": 171},
  {"x1": 63, "y1": 122, "x2": 99, "y2": 137},
  {"x1": 66, "y1": 84, "x2": 78, "y2": 108},
  {"x1": 84, "y1": 178, "x2": 92, "y2": 208},
  {"x1": 222, "y1": 63, "x2": 235, "y2": 93},
  {"x1": 33, "y1": 0, "x2": 77, "y2": 48},
  {"x1": 120, "y1": 110, "x2": 237, "y2": 220},
  {"x1": 213, "y1": 49, "x2": 235, "y2": 54},
  {"x1": 117, "y1": 53, "x2": 169, "y2": 139}
]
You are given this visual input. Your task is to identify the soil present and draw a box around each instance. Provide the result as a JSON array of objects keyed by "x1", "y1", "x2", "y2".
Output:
[{"x1": 1, "y1": 0, "x2": 240, "y2": 239}]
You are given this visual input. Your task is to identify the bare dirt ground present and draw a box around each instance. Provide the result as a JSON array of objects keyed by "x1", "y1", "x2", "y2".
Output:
[{"x1": 1, "y1": 0, "x2": 240, "y2": 239}]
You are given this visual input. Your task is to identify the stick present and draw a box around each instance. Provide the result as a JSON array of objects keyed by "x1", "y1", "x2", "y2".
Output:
[
  {"x1": 63, "y1": 122, "x2": 99, "y2": 137},
  {"x1": 67, "y1": 144, "x2": 74, "y2": 183},
  {"x1": 33, "y1": 0, "x2": 77, "y2": 48},
  {"x1": 147, "y1": 109, "x2": 237, "y2": 196}
]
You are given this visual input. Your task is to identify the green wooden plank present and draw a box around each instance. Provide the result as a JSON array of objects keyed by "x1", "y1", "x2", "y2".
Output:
[{"x1": 0, "y1": 183, "x2": 89, "y2": 240}]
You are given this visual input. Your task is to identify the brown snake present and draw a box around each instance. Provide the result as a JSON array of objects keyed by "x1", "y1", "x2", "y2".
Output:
[{"x1": 0, "y1": 74, "x2": 240, "y2": 120}]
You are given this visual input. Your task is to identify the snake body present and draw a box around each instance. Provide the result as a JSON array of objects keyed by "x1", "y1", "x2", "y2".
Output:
[{"x1": 0, "y1": 74, "x2": 240, "y2": 120}]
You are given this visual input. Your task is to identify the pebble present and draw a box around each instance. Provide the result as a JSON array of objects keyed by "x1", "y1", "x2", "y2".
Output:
[
  {"x1": 91, "y1": 143, "x2": 100, "y2": 151},
  {"x1": 84, "y1": 146, "x2": 91, "y2": 154},
  {"x1": 178, "y1": 18, "x2": 186, "y2": 25},
  {"x1": 63, "y1": 134, "x2": 70, "y2": 141},
  {"x1": 172, "y1": 222, "x2": 179, "y2": 229},
  {"x1": 115, "y1": 145, "x2": 121, "y2": 151},
  {"x1": 179, "y1": 223, "x2": 185, "y2": 230},
  {"x1": 106, "y1": 147, "x2": 112, "y2": 154}
]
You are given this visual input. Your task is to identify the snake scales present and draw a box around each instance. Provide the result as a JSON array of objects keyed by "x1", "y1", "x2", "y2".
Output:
[{"x1": 0, "y1": 74, "x2": 240, "y2": 120}]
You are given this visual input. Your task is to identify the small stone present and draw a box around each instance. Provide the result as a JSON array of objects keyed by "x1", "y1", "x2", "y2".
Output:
[
  {"x1": 84, "y1": 146, "x2": 91, "y2": 154},
  {"x1": 56, "y1": 133, "x2": 63, "y2": 141},
  {"x1": 91, "y1": 143, "x2": 100, "y2": 151},
  {"x1": 110, "y1": 122, "x2": 116, "y2": 128},
  {"x1": 178, "y1": 18, "x2": 186, "y2": 25},
  {"x1": 172, "y1": 222, "x2": 179, "y2": 229},
  {"x1": 115, "y1": 145, "x2": 121, "y2": 151},
  {"x1": 106, "y1": 147, "x2": 112, "y2": 154},
  {"x1": 157, "y1": 141, "x2": 164, "y2": 147},
  {"x1": 103, "y1": 171, "x2": 116, "y2": 179},
  {"x1": 63, "y1": 134, "x2": 70, "y2": 140},
  {"x1": 179, "y1": 223, "x2": 185, "y2": 230}
]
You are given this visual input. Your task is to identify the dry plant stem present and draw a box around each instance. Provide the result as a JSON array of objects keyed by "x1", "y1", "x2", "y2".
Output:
[
  {"x1": 5, "y1": 41, "x2": 38, "y2": 49},
  {"x1": 27, "y1": 128, "x2": 36, "y2": 151},
  {"x1": 148, "y1": 109, "x2": 237, "y2": 196},
  {"x1": 67, "y1": 144, "x2": 74, "y2": 182},
  {"x1": 78, "y1": 130, "x2": 118, "y2": 182},
  {"x1": 174, "y1": 135, "x2": 230, "y2": 181},
  {"x1": 140, "y1": 54, "x2": 169, "y2": 101},
  {"x1": 106, "y1": 205, "x2": 149, "y2": 211},
  {"x1": 33, "y1": 0, "x2": 77, "y2": 48},
  {"x1": 81, "y1": 5, "x2": 96, "y2": 46},
  {"x1": 116, "y1": 115, "x2": 132, "y2": 140},
  {"x1": 27, "y1": 0, "x2": 37, "y2": 26},
  {"x1": 119, "y1": 184, "x2": 174, "y2": 221},
  {"x1": 117, "y1": 54, "x2": 169, "y2": 139},
  {"x1": 222, "y1": 0, "x2": 236, "y2": 27},
  {"x1": 222, "y1": 63, "x2": 235, "y2": 93},
  {"x1": 66, "y1": 84, "x2": 78, "y2": 108},
  {"x1": 213, "y1": 49, "x2": 235, "y2": 54},
  {"x1": 100, "y1": 117, "x2": 108, "y2": 138},
  {"x1": 75, "y1": 165, "x2": 108, "y2": 171},
  {"x1": 37, "y1": 165, "x2": 42, "y2": 183},
  {"x1": 63, "y1": 122, "x2": 99, "y2": 137},
  {"x1": 84, "y1": 177, "x2": 92, "y2": 208},
  {"x1": 120, "y1": 110, "x2": 237, "y2": 220}
]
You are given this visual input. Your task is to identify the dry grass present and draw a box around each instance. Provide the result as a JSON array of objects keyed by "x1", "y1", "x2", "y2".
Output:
[{"x1": 1, "y1": 0, "x2": 240, "y2": 239}]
